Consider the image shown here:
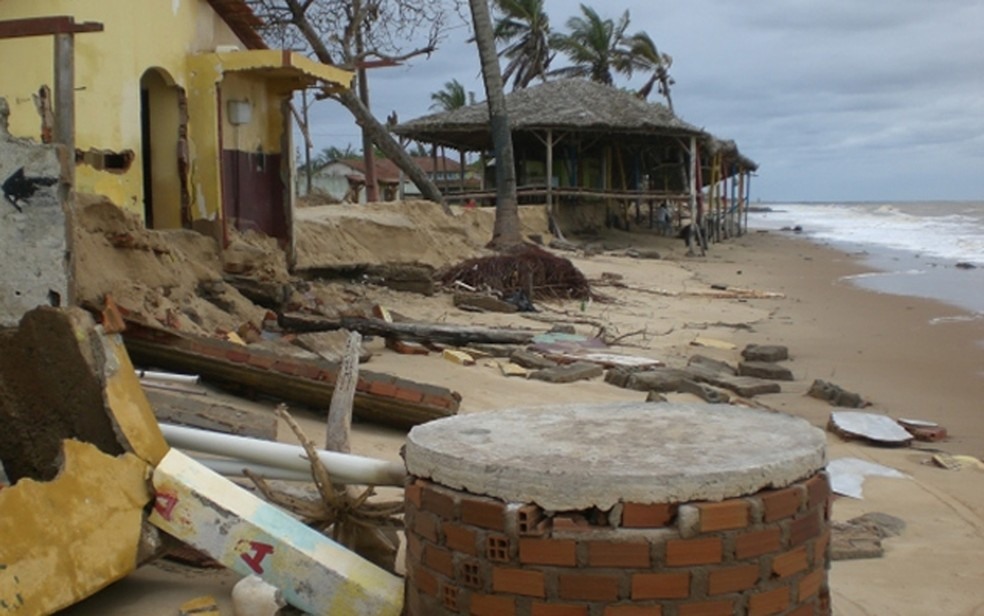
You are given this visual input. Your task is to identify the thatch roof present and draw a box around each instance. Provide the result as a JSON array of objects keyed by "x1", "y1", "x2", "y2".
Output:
[
  {"x1": 393, "y1": 79, "x2": 704, "y2": 151},
  {"x1": 702, "y1": 137, "x2": 758, "y2": 172}
]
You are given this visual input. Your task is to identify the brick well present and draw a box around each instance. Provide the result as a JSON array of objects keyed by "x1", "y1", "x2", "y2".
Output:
[{"x1": 404, "y1": 403, "x2": 831, "y2": 616}]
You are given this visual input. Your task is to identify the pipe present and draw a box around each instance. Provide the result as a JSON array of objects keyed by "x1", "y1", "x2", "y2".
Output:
[
  {"x1": 139, "y1": 369, "x2": 200, "y2": 384},
  {"x1": 192, "y1": 456, "x2": 315, "y2": 482},
  {"x1": 159, "y1": 423, "x2": 406, "y2": 486}
]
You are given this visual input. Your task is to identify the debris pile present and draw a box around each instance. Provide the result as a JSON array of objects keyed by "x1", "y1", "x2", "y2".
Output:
[{"x1": 441, "y1": 244, "x2": 592, "y2": 301}]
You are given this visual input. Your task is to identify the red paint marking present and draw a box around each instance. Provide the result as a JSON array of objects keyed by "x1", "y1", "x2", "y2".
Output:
[
  {"x1": 154, "y1": 492, "x2": 178, "y2": 521},
  {"x1": 241, "y1": 541, "x2": 275, "y2": 574}
]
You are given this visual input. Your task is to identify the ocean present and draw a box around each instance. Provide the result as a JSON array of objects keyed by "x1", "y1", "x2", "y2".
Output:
[{"x1": 748, "y1": 201, "x2": 984, "y2": 321}]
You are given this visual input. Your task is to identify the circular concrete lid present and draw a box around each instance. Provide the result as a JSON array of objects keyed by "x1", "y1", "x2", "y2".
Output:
[{"x1": 405, "y1": 402, "x2": 826, "y2": 511}]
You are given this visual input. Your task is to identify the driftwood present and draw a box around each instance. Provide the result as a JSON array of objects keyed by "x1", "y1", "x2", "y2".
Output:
[
  {"x1": 325, "y1": 332, "x2": 360, "y2": 453},
  {"x1": 280, "y1": 313, "x2": 538, "y2": 346}
]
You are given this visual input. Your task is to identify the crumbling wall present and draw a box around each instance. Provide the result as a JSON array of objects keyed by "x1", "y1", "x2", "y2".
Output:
[{"x1": 0, "y1": 97, "x2": 69, "y2": 327}]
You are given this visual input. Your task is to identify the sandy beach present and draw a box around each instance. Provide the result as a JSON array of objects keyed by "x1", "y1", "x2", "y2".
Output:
[{"x1": 62, "y1": 218, "x2": 984, "y2": 615}]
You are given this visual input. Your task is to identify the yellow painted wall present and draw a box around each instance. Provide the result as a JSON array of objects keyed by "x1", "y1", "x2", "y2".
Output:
[
  {"x1": 0, "y1": 0, "x2": 243, "y2": 217},
  {"x1": 219, "y1": 73, "x2": 286, "y2": 153}
]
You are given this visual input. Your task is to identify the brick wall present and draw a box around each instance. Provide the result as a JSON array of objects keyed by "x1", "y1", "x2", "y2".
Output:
[{"x1": 404, "y1": 472, "x2": 831, "y2": 616}]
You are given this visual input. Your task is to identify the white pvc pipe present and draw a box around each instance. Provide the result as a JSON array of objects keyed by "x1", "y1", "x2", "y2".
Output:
[
  {"x1": 159, "y1": 423, "x2": 406, "y2": 487},
  {"x1": 139, "y1": 369, "x2": 200, "y2": 384},
  {"x1": 193, "y1": 456, "x2": 314, "y2": 482}
]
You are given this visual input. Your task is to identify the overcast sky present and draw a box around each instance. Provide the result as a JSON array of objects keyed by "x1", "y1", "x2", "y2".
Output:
[{"x1": 302, "y1": 0, "x2": 984, "y2": 202}]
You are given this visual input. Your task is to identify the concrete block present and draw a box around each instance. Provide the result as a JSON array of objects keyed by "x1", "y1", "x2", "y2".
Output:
[
  {"x1": 741, "y1": 344, "x2": 789, "y2": 362},
  {"x1": 442, "y1": 349, "x2": 476, "y2": 366},
  {"x1": 510, "y1": 348, "x2": 558, "y2": 370},
  {"x1": 738, "y1": 361, "x2": 794, "y2": 381},
  {"x1": 149, "y1": 449, "x2": 403, "y2": 616},
  {"x1": 0, "y1": 440, "x2": 153, "y2": 614},
  {"x1": 529, "y1": 361, "x2": 603, "y2": 383}
]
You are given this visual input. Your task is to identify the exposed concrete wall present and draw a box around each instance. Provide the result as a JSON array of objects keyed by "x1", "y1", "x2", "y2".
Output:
[{"x1": 0, "y1": 98, "x2": 69, "y2": 328}]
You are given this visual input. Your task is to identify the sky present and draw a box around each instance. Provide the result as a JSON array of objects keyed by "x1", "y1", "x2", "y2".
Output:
[{"x1": 301, "y1": 0, "x2": 984, "y2": 203}]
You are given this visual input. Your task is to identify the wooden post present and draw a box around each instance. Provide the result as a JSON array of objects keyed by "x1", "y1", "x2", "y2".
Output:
[
  {"x1": 545, "y1": 128, "x2": 555, "y2": 233},
  {"x1": 744, "y1": 170, "x2": 752, "y2": 233},
  {"x1": 688, "y1": 136, "x2": 698, "y2": 253},
  {"x1": 325, "y1": 332, "x2": 361, "y2": 454}
]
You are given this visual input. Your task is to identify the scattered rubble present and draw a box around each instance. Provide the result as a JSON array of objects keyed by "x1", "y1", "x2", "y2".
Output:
[
  {"x1": 831, "y1": 512, "x2": 906, "y2": 561},
  {"x1": 828, "y1": 411, "x2": 914, "y2": 447},
  {"x1": 808, "y1": 378, "x2": 867, "y2": 408}
]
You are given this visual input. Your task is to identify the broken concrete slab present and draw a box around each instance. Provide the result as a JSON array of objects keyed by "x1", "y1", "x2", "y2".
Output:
[
  {"x1": 496, "y1": 361, "x2": 530, "y2": 378},
  {"x1": 442, "y1": 348, "x2": 475, "y2": 365},
  {"x1": 678, "y1": 379, "x2": 731, "y2": 403},
  {"x1": 145, "y1": 388, "x2": 278, "y2": 440},
  {"x1": 687, "y1": 354, "x2": 737, "y2": 375},
  {"x1": 808, "y1": 379, "x2": 866, "y2": 407},
  {"x1": 619, "y1": 367, "x2": 690, "y2": 392},
  {"x1": 294, "y1": 330, "x2": 372, "y2": 363},
  {"x1": 827, "y1": 457, "x2": 908, "y2": 499},
  {"x1": 830, "y1": 521, "x2": 884, "y2": 561},
  {"x1": 529, "y1": 361, "x2": 604, "y2": 383},
  {"x1": 686, "y1": 365, "x2": 782, "y2": 397},
  {"x1": 510, "y1": 348, "x2": 559, "y2": 370},
  {"x1": 738, "y1": 360, "x2": 794, "y2": 381},
  {"x1": 741, "y1": 344, "x2": 789, "y2": 362},
  {"x1": 897, "y1": 418, "x2": 948, "y2": 442},
  {"x1": 828, "y1": 411, "x2": 913, "y2": 447},
  {"x1": 149, "y1": 449, "x2": 403, "y2": 616},
  {"x1": 0, "y1": 440, "x2": 154, "y2": 614}
]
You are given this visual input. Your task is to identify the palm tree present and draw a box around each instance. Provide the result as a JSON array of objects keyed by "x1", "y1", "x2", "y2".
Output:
[
  {"x1": 467, "y1": 0, "x2": 521, "y2": 249},
  {"x1": 492, "y1": 0, "x2": 553, "y2": 90},
  {"x1": 548, "y1": 4, "x2": 633, "y2": 86},
  {"x1": 429, "y1": 79, "x2": 469, "y2": 194},
  {"x1": 624, "y1": 31, "x2": 675, "y2": 112}
]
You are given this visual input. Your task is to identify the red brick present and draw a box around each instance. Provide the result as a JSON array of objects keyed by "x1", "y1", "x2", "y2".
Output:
[
  {"x1": 735, "y1": 527, "x2": 782, "y2": 559},
  {"x1": 394, "y1": 387, "x2": 425, "y2": 403},
  {"x1": 518, "y1": 504, "x2": 545, "y2": 535},
  {"x1": 678, "y1": 600, "x2": 736, "y2": 616},
  {"x1": 622, "y1": 502, "x2": 675, "y2": 528},
  {"x1": 519, "y1": 538, "x2": 576, "y2": 566},
  {"x1": 422, "y1": 393, "x2": 453, "y2": 409},
  {"x1": 798, "y1": 568, "x2": 824, "y2": 601},
  {"x1": 558, "y1": 573, "x2": 620, "y2": 602},
  {"x1": 552, "y1": 513, "x2": 592, "y2": 532},
  {"x1": 804, "y1": 473, "x2": 830, "y2": 509},
  {"x1": 246, "y1": 354, "x2": 276, "y2": 369},
  {"x1": 631, "y1": 572, "x2": 690, "y2": 600},
  {"x1": 665, "y1": 537, "x2": 723, "y2": 566},
  {"x1": 789, "y1": 510, "x2": 822, "y2": 546},
  {"x1": 787, "y1": 604, "x2": 816, "y2": 616},
  {"x1": 760, "y1": 486, "x2": 804, "y2": 522},
  {"x1": 697, "y1": 499, "x2": 750, "y2": 531},
  {"x1": 531, "y1": 603, "x2": 589, "y2": 616},
  {"x1": 443, "y1": 521, "x2": 478, "y2": 555},
  {"x1": 707, "y1": 564, "x2": 760, "y2": 595},
  {"x1": 586, "y1": 540, "x2": 651, "y2": 568},
  {"x1": 604, "y1": 606, "x2": 662, "y2": 616},
  {"x1": 814, "y1": 529, "x2": 830, "y2": 566},
  {"x1": 413, "y1": 565, "x2": 439, "y2": 596},
  {"x1": 470, "y1": 594, "x2": 516, "y2": 616},
  {"x1": 413, "y1": 511, "x2": 440, "y2": 543},
  {"x1": 315, "y1": 370, "x2": 336, "y2": 383},
  {"x1": 492, "y1": 567, "x2": 545, "y2": 597},
  {"x1": 749, "y1": 586, "x2": 790, "y2": 616},
  {"x1": 226, "y1": 349, "x2": 249, "y2": 363},
  {"x1": 486, "y1": 535, "x2": 511, "y2": 562},
  {"x1": 406, "y1": 532, "x2": 423, "y2": 561},
  {"x1": 441, "y1": 583, "x2": 459, "y2": 610},
  {"x1": 355, "y1": 377, "x2": 371, "y2": 392},
  {"x1": 405, "y1": 482, "x2": 422, "y2": 509},
  {"x1": 272, "y1": 360, "x2": 302, "y2": 376},
  {"x1": 420, "y1": 483, "x2": 457, "y2": 519},
  {"x1": 423, "y1": 544, "x2": 454, "y2": 578},
  {"x1": 461, "y1": 496, "x2": 507, "y2": 531},
  {"x1": 772, "y1": 546, "x2": 809, "y2": 578},
  {"x1": 368, "y1": 379, "x2": 399, "y2": 398}
]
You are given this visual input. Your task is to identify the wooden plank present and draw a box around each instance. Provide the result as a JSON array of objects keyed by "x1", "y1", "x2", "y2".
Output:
[
  {"x1": 144, "y1": 389, "x2": 277, "y2": 440},
  {"x1": 0, "y1": 16, "x2": 103, "y2": 39},
  {"x1": 280, "y1": 313, "x2": 538, "y2": 345}
]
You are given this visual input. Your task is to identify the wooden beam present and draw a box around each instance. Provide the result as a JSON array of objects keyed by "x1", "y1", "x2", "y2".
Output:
[{"x1": 0, "y1": 16, "x2": 103, "y2": 39}]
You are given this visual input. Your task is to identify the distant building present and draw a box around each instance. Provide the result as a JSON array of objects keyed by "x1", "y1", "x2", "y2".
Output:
[{"x1": 303, "y1": 156, "x2": 481, "y2": 203}]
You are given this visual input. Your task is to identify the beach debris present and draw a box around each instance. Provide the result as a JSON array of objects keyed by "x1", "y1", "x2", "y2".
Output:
[
  {"x1": 685, "y1": 364, "x2": 782, "y2": 397},
  {"x1": 386, "y1": 339, "x2": 430, "y2": 355},
  {"x1": 808, "y1": 379, "x2": 867, "y2": 408},
  {"x1": 231, "y1": 576, "x2": 285, "y2": 616},
  {"x1": 452, "y1": 291, "x2": 519, "y2": 313},
  {"x1": 442, "y1": 348, "x2": 476, "y2": 366},
  {"x1": 830, "y1": 512, "x2": 906, "y2": 561},
  {"x1": 954, "y1": 262, "x2": 976, "y2": 270},
  {"x1": 741, "y1": 344, "x2": 789, "y2": 362},
  {"x1": 496, "y1": 361, "x2": 530, "y2": 377},
  {"x1": 280, "y1": 312, "x2": 539, "y2": 345},
  {"x1": 624, "y1": 247, "x2": 662, "y2": 259},
  {"x1": 930, "y1": 453, "x2": 984, "y2": 471},
  {"x1": 440, "y1": 244, "x2": 592, "y2": 301},
  {"x1": 687, "y1": 354, "x2": 737, "y2": 375},
  {"x1": 123, "y1": 320, "x2": 460, "y2": 429},
  {"x1": 827, "y1": 457, "x2": 908, "y2": 499},
  {"x1": 738, "y1": 360, "x2": 794, "y2": 381},
  {"x1": 149, "y1": 448, "x2": 404, "y2": 616},
  {"x1": 645, "y1": 391, "x2": 668, "y2": 403},
  {"x1": 511, "y1": 348, "x2": 559, "y2": 369},
  {"x1": 897, "y1": 418, "x2": 948, "y2": 442},
  {"x1": 606, "y1": 366, "x2": 689, "y2": 392},
  {"x1": 690, "y1": 336, "x2": 737, "y2": 350},
  {"x1": 293, "y1": 330, "x2": 372, "y2": 363},
  {"x1": 529, "y1": 361, "x2": 604, "y2": 384},
  {"x1": 145, "y1": 388, "x2": 278, "y2": 440},
  {"x1": 179, "y1": 595, "x2": 222, "y2": 616},
  {"x1": 678, "y1": 379, "x2": 731, "y2": 403},
  {"x1": 828, "y1": 411, "x2": 914, "y2": 446}
]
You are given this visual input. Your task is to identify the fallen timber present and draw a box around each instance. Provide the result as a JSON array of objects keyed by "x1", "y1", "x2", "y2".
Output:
[
  {"x1": 280, "y1": 312, "x2": 539, "y2": 345},
  {"x1": 121, "y1": 321, "x2": 460, "y2": 430}
]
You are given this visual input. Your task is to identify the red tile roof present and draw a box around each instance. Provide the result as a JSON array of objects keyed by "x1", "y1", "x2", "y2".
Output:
[{"x1": 205, "y1": 0, "x2": 267, "y2": 50}]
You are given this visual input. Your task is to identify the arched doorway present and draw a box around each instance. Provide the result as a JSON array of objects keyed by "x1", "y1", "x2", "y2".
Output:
[{"x1": 140, "y1": 68, "x2": 185, "y2": 229}]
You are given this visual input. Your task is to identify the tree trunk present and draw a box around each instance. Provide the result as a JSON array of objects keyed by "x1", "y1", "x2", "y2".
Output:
[
  {"x1": 468, "y1": 0, "x2": 522, "y2": 249},
  {"x1": 332, "y1": 89, "x2": 448, "y2": 212}
]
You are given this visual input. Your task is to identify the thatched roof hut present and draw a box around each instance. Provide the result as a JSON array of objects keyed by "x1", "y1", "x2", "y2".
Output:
[{"x1": 393, "y1": 79, "x2": 703, "y2": 151}]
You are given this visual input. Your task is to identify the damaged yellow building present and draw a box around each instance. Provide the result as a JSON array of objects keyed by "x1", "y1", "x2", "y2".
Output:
[{"x1": 0, "y1": 0, "x2": 351, "y2": 248}]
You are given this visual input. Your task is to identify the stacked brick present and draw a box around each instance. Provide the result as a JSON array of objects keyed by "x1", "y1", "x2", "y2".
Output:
[{"x1": 404, "y1": 472, "x2": 831, "y2": 616}]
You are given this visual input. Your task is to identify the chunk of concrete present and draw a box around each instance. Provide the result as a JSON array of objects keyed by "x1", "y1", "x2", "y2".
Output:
[
  {"x1": 623, "y1": 368, "x2": 690, "y2": 392},
  {"x1": 687, "y1": 354, "x2": 737, "y2": 375},
  {"x1": 149, "y1": 449, "x2": 403, "y2": 616},
  {"x1": 529, "y1": 361, "x2": 603, "y2": 383},
  {"x1": 738, "y1": 360, "x2": 794, "y2": 381},
  {"x1": 510, "y1": 348, "x2": 559, "y2": 370},
  {"x1": 678, "y1": 379, "x2": 731, "y2": 403},
  {"x1": 741, "y1": 344, "x2": 789, "y2": 362},
  {"x1": 808, "y1": 379, "x2": 865, "y2": 408},
  {"x1": 686, "y1": 365, "x2": 782, "y2": 397},
  {"x1": 828, "y1": 411, "x2": 913, "y2": 447}
]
